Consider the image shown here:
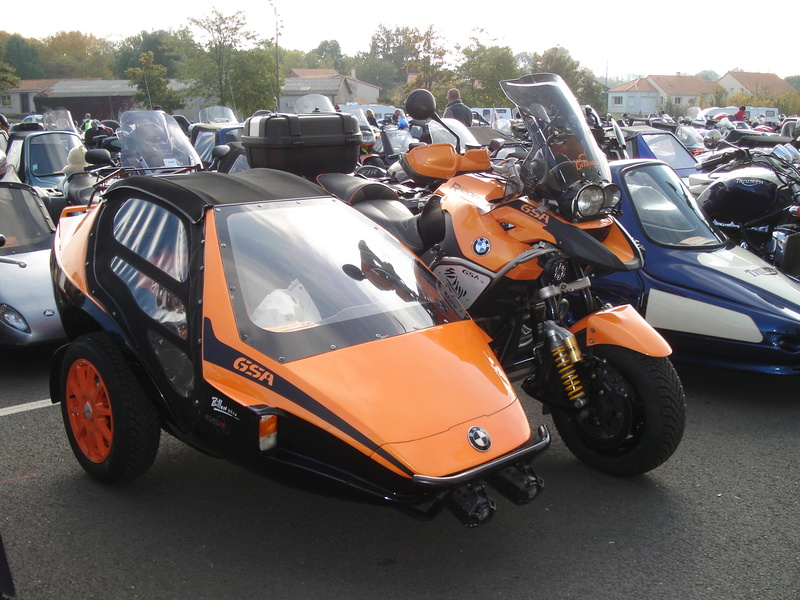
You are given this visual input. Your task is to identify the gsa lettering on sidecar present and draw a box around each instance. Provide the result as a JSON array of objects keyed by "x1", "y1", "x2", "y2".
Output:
[{"x1": 49, "y1": 168, "x2": 549, "y2": 526}]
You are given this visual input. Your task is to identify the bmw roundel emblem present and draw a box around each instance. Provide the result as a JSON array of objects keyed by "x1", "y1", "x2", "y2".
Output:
[
  {"x1": 472, "y1": 237, "x2": 491, "y2": 256},
  {"x1": 468, "y1": 426, "x2": 492, "y2": 452}
]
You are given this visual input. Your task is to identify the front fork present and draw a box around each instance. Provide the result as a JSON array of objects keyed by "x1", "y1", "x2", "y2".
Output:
[{"x1": 527, "y1": 282, "x2": 671, "y2": 410}]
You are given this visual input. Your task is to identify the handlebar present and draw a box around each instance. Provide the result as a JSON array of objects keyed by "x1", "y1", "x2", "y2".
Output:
[{"x1": 695, "y1": 148, "x2": 747, "y2": 171}]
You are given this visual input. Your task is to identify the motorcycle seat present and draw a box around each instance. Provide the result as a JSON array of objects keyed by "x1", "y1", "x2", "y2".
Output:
[
  {"x1": 316, "y1": 172, "x2": 400, "y2": 205},
  {"x1": 351, "y1": 199, "x2": 425, "y2": 254}
]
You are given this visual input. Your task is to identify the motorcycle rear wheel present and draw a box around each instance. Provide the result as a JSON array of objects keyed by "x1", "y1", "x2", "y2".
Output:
[
  {"x1": 551, "y1": 345, "x2": 685, "y2": 476},
  {"x1": 60, "y1": 332, "x2": 161, "y2": 483}
]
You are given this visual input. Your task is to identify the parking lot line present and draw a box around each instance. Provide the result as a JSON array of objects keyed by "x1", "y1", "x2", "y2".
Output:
[{"x1": 0, "y1": 399, "x2": 55, "y2": 417}]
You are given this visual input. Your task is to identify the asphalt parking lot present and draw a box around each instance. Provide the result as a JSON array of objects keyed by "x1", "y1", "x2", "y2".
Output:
[{"x1": 1, "y1": 343, "x2": 799, "y2": 600}]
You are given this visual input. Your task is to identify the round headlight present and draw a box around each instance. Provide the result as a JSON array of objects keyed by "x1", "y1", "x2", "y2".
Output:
[
  {"x1": 604, "y1": 184, "x2": 622, "y2": 209},
  {"x1": 574, "y1": 184, "x2": 604, "y2": 218}
]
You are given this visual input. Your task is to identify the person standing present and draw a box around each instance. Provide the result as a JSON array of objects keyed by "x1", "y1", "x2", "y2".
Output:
[{"x1": 443, "y1": 88, "x2": 472, "y2": 127}]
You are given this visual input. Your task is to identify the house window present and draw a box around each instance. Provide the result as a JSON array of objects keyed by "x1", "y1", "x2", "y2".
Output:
[
  {"x1": 675, "y1": 97, "x2": 682, "y2": 104},
  {"x1": 612, "y1": 96, "x2": 623, "y2": 106},
  {"x1": 0, "y1": 95, "x2": 10, "y2": 108}
]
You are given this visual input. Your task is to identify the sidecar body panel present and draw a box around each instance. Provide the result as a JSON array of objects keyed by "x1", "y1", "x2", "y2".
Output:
[{"x1": 592, "y1": 159, "x2": 800, "y2": 374}]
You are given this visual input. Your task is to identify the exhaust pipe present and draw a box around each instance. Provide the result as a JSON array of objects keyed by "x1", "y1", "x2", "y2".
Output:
[
  {"x1": 487, "y1": 463, "x2": 544, "y2": 505},
  {"x1": 447, "y1": 483, "x2": 496, "y2": 527}
]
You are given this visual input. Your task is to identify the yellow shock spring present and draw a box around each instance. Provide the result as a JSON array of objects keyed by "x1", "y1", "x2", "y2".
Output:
[{"x1": 551, "y1": 344, "x2": 586, "y2": 403}]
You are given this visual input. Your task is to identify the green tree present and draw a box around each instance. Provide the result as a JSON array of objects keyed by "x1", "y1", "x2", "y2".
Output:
[
  {"x1": 403, "y1": 26, "x2": 453, "y2": 100},
  {"x1": 785, "y1": 75, "x2": 800, "y2": 92},
  {"x1": 3, "y1": 34, "x2": 44, "y2": 79},
  {"x1": 0, "y1": 60, "x2": 20, "y2": 92},
  {"x1": 368, "y1": 25, "x2": 415, "y2": 85},
  {"x1": 454, "y1": 34, "x2": 519, "y2": 107},
  {"x1": 517, "y1": 46, "x2": 605, "y2": 109},
  {"x1": 311, "y1": 40, "x2": 345, "y2": 73},
  {"x1": 697, "y1": 70, "x2": 720, "y2": 82},
  {"x1": 352, "y1": 55, "x2": 398, "y2": 102},
  {"x1": 114, "y1": 30, "x2": 185, "y2": 79},
  {"x1": 185, "y1": 9, "x2": 256, "y2": 107},
  {"x1": 39, "y1": 31, "x2": 114, "y2": 78},
  {"x1": 707, "y1": 84, "x2": 727, "y2": 108},
  {"x1": 126, "y1": 51, "x2": 184, "y2": 112},
  {"x1": 226, "y1": 43, "x2": 279, "y2": 117}
]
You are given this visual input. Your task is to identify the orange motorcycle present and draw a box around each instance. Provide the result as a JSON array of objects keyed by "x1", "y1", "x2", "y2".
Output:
[{"x1": 318, "y1": 74, "x2": 685, "y2": 476}]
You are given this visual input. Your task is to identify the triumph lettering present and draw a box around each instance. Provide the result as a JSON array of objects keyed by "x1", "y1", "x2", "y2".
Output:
[{"x1": 233, "y1": 356, "x2": 275, "y2": 386}]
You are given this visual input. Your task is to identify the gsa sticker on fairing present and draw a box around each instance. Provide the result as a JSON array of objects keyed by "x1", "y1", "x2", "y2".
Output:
[{"x1": 473, "y1": 237, "x2": 491, "y2": 256}]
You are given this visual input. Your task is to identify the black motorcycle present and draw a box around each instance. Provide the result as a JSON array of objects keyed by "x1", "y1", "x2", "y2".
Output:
[{"x1": 693, "y1": 142, "x2": 800, "y2": 276}]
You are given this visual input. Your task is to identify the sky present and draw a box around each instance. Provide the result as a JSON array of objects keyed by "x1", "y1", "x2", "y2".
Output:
[{"x1": 6, "y1": 0, "x2": 798, "y2": 82}]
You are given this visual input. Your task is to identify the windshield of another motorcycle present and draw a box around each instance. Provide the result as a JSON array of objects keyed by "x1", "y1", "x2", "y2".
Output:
[
  {"x1": 199, "y1": 106, "x2": 238, "y2": 123},
  {"x1": 427, "y1": 120, "x2": 481, "y2": 149},
  {"x1": 620, "y1": 163, "x2": 724, "y2": 247},
  {"x1": 119, "y1": 110, "x2": 201, "y2": 170},
  {"x1": 215, "y1": 198, "x2": 468, "y2": 362},
  {"x1": 42, "y1": 109, "x2": 79, "y2": 134},
  {"x1": 500, "y1": 75, "x2": 611, "y2": 190}
]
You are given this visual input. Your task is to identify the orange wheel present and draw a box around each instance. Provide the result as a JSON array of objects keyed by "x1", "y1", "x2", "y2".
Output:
[
  {"x1": 64, "y1": 358, "x2": 114, "y2": 463},
  {"x1": 59, "y1": 333, "x2": 160, "y2": 483}
]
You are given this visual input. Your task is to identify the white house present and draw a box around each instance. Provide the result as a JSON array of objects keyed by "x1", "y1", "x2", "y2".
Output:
[{"x1": 607, "y1": 75, "x2": 717, "y2": 115}]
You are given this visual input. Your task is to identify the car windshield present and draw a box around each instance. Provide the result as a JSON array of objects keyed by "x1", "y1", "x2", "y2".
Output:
[
  {"x1": 0, "y1": 185, "x2": 53, "y2": 255},
  {"x1": 215, "y1": 197, "x2": 468, "y2": 362},
  {"x1": 641, "y1": 133, "x2": 698, "y2": 169},
  {"x1": 621, "y1": 163, "x2": 725, "y2": 247},
  {"x1": 29, "y1": 133, "x2": 84, "y2": 177}
]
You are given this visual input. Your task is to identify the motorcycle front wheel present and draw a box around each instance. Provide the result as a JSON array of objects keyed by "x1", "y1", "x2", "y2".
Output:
[{"x1": 551, "y1": 345, "x2": 685, "y2": 476}]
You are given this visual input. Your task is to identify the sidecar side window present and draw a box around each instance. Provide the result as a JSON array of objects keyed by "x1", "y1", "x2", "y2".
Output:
[{"x1": 113, "y1": 197, "x2": 189, "y2": 282}]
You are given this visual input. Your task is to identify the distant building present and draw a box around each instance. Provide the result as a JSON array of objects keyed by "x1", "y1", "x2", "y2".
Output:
[
  {"x1": 280, "y1": 69, "x2": 380, "y2": 112},
  {"x1": 607, "y1": 74, "x2": 717, "y2": 115},
  {"x1": 717, "y1": 72, "x2": 796, "y2": 97},
  {"x1": 607, "y1": 71, "x2": 794, "y2": 116},
  {"x1": 2, "y1": 78, "x2": 193, "y2": 121}
]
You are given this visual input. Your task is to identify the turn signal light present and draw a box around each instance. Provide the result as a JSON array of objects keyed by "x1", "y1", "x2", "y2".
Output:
[{"x1": 259, "y1": 414, "x2": 278, "y2": 451}]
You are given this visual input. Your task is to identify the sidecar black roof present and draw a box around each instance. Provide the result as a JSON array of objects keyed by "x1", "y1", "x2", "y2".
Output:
[{"x1": 103, "y1": 168, "x2": 328, "y2": 223}]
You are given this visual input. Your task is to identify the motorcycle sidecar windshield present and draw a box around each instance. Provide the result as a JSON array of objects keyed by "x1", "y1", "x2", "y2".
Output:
[
  {"x1": 214, "y1": 197, "x2": 469, "y2": 362},
  {"x1": 621, "y1": 163, "x2": 725, "y2": 248}
]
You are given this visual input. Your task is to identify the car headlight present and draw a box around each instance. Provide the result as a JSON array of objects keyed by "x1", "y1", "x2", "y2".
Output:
[{"x1": 0, "y1": 304, "x2": 31, "y2": 333}]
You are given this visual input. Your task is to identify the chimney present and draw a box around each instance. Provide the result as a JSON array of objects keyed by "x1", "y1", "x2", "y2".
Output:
[{"x1": 351, "y1": 68, "x2": 356, "y2": 79}]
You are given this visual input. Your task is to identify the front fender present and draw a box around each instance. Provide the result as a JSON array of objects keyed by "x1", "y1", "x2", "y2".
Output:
[{"x1": 570, "y1": 304, "x2": 672, "y2": 357}]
